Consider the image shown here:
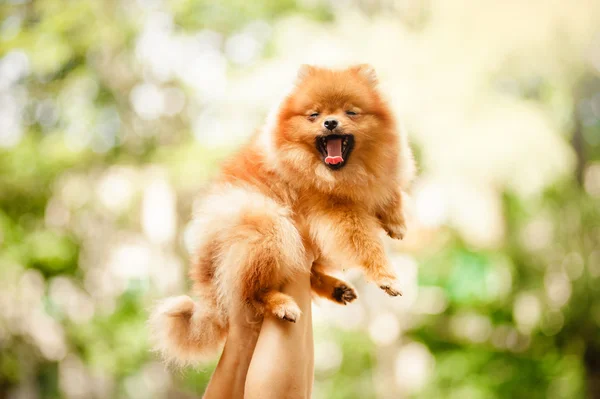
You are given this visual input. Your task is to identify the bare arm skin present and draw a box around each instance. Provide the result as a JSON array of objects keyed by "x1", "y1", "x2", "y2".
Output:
[
  {"x1": 245, "y1": 272, "x2": 315, "y2": 399},
  {"x1": 202, "y1": 272, "x2": 315, "y2": 399},
  {"x1": 202, "y1": 301, "x2": 262, "y2": 399}
]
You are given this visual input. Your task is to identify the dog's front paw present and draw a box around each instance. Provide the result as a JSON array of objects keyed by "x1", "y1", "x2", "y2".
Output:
[
  {"x1": 377, "y1": 278, "x2": 403, "y2": 297},
  {"x1": 332, "y1": 284, "x2": 358, "y2": 305},
  {"x1": 383, "y1": 222, "x2": 407, "y2": 240}
]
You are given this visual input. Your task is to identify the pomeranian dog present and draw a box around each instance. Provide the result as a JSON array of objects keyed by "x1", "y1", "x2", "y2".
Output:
[{"x1": 149, "y1": 64, "x2": 415, "y2": 365}]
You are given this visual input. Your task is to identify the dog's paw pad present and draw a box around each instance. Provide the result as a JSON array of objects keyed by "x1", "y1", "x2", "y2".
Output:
[
  {"x1": 333, "y1": 284, "x2": 358, "y2": 305},
  {"x1": 378, "y1": 279, "x2": 403, "y2": 297}
]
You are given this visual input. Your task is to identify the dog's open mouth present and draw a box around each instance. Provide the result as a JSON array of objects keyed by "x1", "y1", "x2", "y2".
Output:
[{"x1": 315, "y1": 134, "x2": 355, "y2": 170}]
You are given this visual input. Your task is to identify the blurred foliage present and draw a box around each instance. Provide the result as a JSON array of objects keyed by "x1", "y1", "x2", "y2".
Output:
[
  {"x1": 169, "y1": 0, "x2": 333, "y2": 32},
  {"x1": 1, "y1": 0, "x2": 600, "y2": 399}
]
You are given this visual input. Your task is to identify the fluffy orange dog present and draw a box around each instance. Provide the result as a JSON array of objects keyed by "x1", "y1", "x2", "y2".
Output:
[{"x1": 150, "y1": 65, "x2": 415, "y2": 365}]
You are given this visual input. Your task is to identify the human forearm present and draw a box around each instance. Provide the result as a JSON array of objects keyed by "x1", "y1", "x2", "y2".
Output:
[
  {"x1": 203, "y1": 327, "x2": 260, "y2": 399},
  {"x1": 244, "y1": 273, "x2": 314, "y2": 399}
]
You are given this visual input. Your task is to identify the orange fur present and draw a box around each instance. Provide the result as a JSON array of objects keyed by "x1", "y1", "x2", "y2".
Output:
[
  {"x1": 149, "y1": 65, "x2": 415, "y2": 366},
  {"x1": 310, "y1": 262, "x2": 358, "y2": 305}
]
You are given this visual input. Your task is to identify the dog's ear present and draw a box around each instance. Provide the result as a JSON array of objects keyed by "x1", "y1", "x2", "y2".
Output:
[
  {"x1": 296, "y1": 64, "x2": 316, "y2": 83},
  {"x1": 351, "y1": 64, "x2": 378, "y2": 86}
]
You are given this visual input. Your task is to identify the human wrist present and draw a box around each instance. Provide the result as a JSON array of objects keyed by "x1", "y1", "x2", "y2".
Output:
[{"x1": 228, "y1": 326, "x2": 260, "y2": 350}]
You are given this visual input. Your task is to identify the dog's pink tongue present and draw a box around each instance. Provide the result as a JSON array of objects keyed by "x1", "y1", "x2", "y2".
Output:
[{"x1": 325, "y1": 138, "x2": 343, "y2": 165}]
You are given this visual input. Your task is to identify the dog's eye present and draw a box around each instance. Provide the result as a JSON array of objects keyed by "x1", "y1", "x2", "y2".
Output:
[
  {"x1": 345, "y1": 110, "x2": 357, "y2": 116},
  {"x1": 308, "y1": 112, "x2": 319, "y2": 120}
]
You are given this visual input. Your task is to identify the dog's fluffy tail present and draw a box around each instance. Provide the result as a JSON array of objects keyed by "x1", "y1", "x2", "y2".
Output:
[{"x1": 149, "y1": 295, "x2": 227, "y2": 367}]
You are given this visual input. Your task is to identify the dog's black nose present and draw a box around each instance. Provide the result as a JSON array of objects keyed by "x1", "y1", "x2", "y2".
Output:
[{"x1": 324, "y1": 118, "x2": 338, "y2": 130}]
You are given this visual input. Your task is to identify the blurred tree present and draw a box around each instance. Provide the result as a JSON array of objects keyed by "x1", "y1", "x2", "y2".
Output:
[{"x1": 1, "y1": 0, "x2": 599, "y2": 399}]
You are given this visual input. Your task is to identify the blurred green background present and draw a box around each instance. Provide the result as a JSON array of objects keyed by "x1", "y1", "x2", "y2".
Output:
[{"x1": 1, "y1": 0, "x2": 600, "y2": 398}]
